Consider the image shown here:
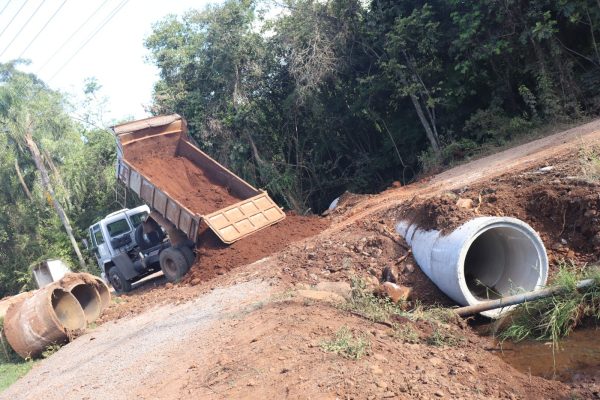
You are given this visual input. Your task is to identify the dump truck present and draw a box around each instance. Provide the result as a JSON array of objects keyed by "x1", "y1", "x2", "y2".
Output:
[{"x1": 94, "y1": 114, "x2": 285, "y2": 293}]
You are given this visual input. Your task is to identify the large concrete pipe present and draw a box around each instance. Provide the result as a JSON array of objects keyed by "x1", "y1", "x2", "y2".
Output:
[
  {"x1": 69, "y1": 283, "x2": 102, "y2": 324},
  {"x1": 57, "y1": 273, "x2": 108, "y2": 317},
  {"x1": 57, "y1": 272, "x2": 110, "y2": 312},
  {"x1": 396, "y1": 217, "x2": 548, "y2": 318},
  {"x1": 4, "y1": 287, "x2": 86, "y2": 358},
  {"x1": 84, "y1": 274, "x2": 111, "y2": 311}
]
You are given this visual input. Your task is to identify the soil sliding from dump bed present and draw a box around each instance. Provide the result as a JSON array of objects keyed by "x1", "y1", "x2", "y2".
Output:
[{"x1": 130, "y1": 155, "x2": 243, "y2": 215}]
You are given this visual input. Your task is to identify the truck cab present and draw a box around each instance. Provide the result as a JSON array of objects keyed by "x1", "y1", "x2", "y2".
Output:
[{"x1": 88, "y1": 205, "x2": 193, "y2": 294}]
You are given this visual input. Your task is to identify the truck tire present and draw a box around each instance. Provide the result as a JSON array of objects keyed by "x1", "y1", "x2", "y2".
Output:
[
  {"x1": 177, "y1": 245, "x2": 196, "y2": 267},
  {"x1": 109, "y1": 267, "x2": 132, "y2": 294},
  {"x1": 135, "y1": 223, "x2": 165, "y2": 251},
  {"x1": 159, "y1": 247, "x2": 190, "y2": 282}
]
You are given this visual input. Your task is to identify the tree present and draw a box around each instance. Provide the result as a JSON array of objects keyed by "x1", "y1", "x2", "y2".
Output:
[{"x1": 0, "y1": 63, "x2": 87, "y2": 271}]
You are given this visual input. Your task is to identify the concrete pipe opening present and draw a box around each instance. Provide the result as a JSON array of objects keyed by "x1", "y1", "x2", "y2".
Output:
[
  {"x1": 68, "y1": 284, "x2": 101, "y2": 324},
  {"x1": 52, "y1": 288, "x2": 87, "y2": 330},
  {"x1": 462, "y1": 224, "x2": 547, "y2": 301}
]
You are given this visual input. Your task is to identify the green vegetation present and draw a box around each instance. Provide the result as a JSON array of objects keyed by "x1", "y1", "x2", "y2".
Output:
[
  {"x1": 344, "y1": 278, "x2": 463, "y2": 347},
  {"x1": 0, "y1": 318, "x2": 33, "y2": 392},
  {"x1": 579, "y1": 145, "x2": 600, "y2": 181},
  {"x1": 320, "y1": 326, "x2": 370, "y2": 359},
  {"x1": 0, "y1": 361, "x2": 33, "y2": 392},
  {"x1": 499, "y1": 262, "x2": 600, "y2": 348},
  {"x1": 0, "y1": 64, "x2": 139, "y2": 297}
]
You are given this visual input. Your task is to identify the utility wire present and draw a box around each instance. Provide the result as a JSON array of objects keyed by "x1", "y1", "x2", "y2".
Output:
[
  {"x1": 0, "y1": 0, "x2": 47, "y2": 58},
  {"x1": 0, "y1": 0, "x2": 14, "y2": 18},
  {"x1": 48, "y1": 0, "x2": 129, "y2": 82},
  {"x1": 18, "y1": 0, "x2": 68, "y2": 59},
  {"x1": 36, "y1": 0, "x2": 111, "y2": 74},
  {"x1": 0, "y1": 0, "x2": 30, "y2": 41}
]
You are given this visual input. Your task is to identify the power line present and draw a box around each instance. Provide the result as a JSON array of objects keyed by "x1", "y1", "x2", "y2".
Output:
[
  {"x1": 0, "y1": 0, "x2": 30, "y2": 41},
  {"x1": 18, "y1": 0, "x2": 68, "y2": 59},
  {"x1": 48, "y1": 0, "x2": 130, "y2": 82},
  {"x1": 37, "y1": 0, "x2": 111, "y2": 74},
  {"x1": 0, "y1": 0, "x2": 14, "y2": 18},
  {"x1": 0, "y1": 0, "x2": 47, "y2": 58}
]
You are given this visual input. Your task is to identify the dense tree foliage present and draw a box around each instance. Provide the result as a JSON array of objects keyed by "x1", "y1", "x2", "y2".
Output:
[
  {"x1": 146, "y1": 0, "x2": 600, "y2": 212},
  {"x1": 0, "y1": 63, "x2": 120, "y2": 296}
]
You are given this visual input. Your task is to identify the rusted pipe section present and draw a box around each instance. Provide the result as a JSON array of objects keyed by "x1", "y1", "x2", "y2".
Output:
[
  {"x1": 69, "y1": 284, "x2": 101, "y2": 324},
  {"x1": 4, "y1": 287, "x2": 86, "y2": 358},
  {"x1": 85, "y1": 273, "x2": 111, "y2": 310},
  {"x1": 57, "y1": 273, "x2": 111, "y2": 314},
  {"x1": 455, "y1": 278, "x2": 595, "y2": 317}
]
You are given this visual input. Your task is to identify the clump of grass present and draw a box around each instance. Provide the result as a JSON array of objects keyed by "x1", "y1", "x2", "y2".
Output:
[
  {"x1": 426, "y1": 328, "x2": 464, "y2": 347},
  {"x1": 498, "y1": 262, "x2": 600, "y2": 348},
  {"x1": 41, "y1": 344, "x2": 62, "y2": 359},
  {"x1": 342, "y1": 278, "x2": 406, "y2": 323},
  {"x1": 320, "y1": 326, "x2": 370, "y2": 360},
  {"x1": 393, "y1": 324, "x2": 420, "y2": 343},
  {"x1": 579, "y1": 145, "x2": 600, "y2": 181}
]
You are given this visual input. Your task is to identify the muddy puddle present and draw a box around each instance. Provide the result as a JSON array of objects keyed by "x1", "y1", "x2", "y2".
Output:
[{"x1": 492, "y1": 327, "x2": 600, "y2": 382}]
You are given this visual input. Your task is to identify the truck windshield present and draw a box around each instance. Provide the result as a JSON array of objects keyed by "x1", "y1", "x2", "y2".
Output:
[
  {"x1": 129, "y1": 211, "x2": 148, "y2": 228},
  {"x1": 106, "y1": 219, "x2": 130, "y2": 238}
]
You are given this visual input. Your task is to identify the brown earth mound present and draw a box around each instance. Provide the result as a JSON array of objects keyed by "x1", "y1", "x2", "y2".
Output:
[
  {"x1": 129, "y1": 155, "x2": 242, "y2": 215},
  {"x1": 183, "y1": 213, "x2": 329, "y2": 285}
]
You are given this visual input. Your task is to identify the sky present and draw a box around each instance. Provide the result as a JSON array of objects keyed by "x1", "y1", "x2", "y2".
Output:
[{"x1": 0, "y1": 0, "x2": 216, "y2": 123}]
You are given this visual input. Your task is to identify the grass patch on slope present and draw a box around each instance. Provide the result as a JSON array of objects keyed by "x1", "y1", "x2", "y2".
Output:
[{"x1": 498, "y1": 262, "x2": 600, "y2": 348}]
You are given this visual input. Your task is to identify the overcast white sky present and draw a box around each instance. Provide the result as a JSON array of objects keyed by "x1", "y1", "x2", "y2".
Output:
[{"x1": 0, "y1": 0, "x2": 216, "y2": 123}]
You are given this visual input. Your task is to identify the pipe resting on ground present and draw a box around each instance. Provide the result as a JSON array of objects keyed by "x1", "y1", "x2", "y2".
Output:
[{"x1": 396, "y1": 216, "x2": 549, "y2": 318}]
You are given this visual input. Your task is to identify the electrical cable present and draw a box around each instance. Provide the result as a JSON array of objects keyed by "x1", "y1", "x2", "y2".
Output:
[
  {"x1": 0, "y1": 0, "x2": 30, "y2": 40},
  {"x1": 36, "y1": 0, "x2": 111, "y2": 74},
  {"x1": 17, "y1": 0, "x2": 68, "y2": 59},
  {"x1": 0, "y1": 0, "x2": 47, "y2": 58},
  {"x1": 48, "y1": 0, "x2": 129, "y2": 82}
]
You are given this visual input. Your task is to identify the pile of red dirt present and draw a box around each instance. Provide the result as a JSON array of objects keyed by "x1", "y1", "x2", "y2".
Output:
[
  {"x1": 182, "y1": 213, "x2": 330, "y2": 285},
  {"x1": 129, "y1": 155, "x2": 242, "y2": 215}
]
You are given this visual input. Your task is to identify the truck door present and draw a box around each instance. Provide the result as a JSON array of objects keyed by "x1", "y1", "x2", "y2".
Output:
[{"x1": 91, "y1": 224, "x2": 110, "y2": 264}]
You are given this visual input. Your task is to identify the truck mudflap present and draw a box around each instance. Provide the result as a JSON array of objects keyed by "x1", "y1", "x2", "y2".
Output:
[{"x1": 204, "y1": 192, "x2": 285, "y2": 244}]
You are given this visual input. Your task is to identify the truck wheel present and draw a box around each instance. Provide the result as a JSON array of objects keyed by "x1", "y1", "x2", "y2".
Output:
[
  {"x1": 135, "y1": 223, "x2": 165, "y2": 251},
  {"x1": 177, "y1": 245, "x2": 196, "y2": 267},
  {"x1": 159, "y1": 247, "x2": 190, "y2": 282},
  {"x1": 109, "y1": 267, "x2": 132, "y2": 294}
]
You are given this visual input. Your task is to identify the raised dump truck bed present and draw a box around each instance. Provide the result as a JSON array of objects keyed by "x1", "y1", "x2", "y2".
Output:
[{"x1": 114, "y1": 114, "x2": 285, "y2": 244}]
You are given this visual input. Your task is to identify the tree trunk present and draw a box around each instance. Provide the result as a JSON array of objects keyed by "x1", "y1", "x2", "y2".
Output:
[
  {"x1": 24, "y1": 130, "x2": 87, "y2": 271},
  {"x1": 14, "y1": 159, "x2": 32, "y2": 201},
  {"x1": 408, "y1": 92, "x2": 440, "y2": 153}
]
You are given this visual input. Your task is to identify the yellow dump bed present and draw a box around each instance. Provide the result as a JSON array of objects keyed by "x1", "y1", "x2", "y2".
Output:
[{"x1": 113, "y1": 114, "x2": 285, "y2": 244}]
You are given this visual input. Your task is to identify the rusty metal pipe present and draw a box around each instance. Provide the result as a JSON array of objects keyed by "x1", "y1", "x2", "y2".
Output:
[{"x1": 4, "y1": 287, "x2": 86, "y2": 358}]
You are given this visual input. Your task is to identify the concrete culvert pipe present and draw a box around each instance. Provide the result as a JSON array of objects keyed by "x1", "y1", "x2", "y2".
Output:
[
  {"x1": 396, "y1": 217, "x2": 548, "y2": 318},
  {"x1": 4, "y1": 287, "x2": 86, "y2": 359},
  {"x1": 90, "y1": 276, "x2": 111, "y2": 311},
  {"x1": 69, "y1": 284, "x2": 102, "y2": 324}
]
